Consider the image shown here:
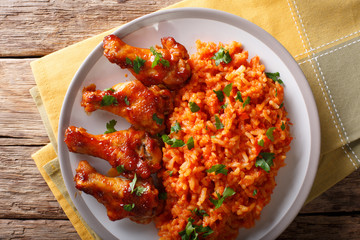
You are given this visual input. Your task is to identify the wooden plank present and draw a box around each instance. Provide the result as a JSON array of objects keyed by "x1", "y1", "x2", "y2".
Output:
[
  {"x1": 278, "y1": 214, "x2": 360, "y2": 239},
  {"x1": 0, "y1": 59, "x2": 49, "y2": 146},
  {"x1": 0, "y1": 146, "x2": 67, "y2": 219},
  {"x1": 0, "y1": 0, "x2": 180, "y2": 57},
  {"x1": 301, "y1": 169, "x2": 360, "y2": 214},
  {"x1": 0, "y1": 219, "x2": 80, "y2": 240}
]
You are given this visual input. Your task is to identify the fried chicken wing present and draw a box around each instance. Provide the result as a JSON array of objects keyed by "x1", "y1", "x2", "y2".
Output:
[
  {"x1": 81, "y1": 80, "x2": 172, "y2": 135},
  {"x1": 64, "y1": 126, "x2": 162, "y2": 179},
  {"x1": 75, "y1": 160, "x2": 161, "y2": 223},
  {"x1": 103, "y1": 34, "x2": 191, "y2": 89}
]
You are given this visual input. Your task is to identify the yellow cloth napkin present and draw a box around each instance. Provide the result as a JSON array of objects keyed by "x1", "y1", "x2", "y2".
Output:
[{"x1": 30, "y1": 0, "x2": 360, "y2": 239}]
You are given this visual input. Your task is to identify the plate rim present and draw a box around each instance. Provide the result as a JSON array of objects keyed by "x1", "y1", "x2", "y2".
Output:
[{"x1": 58, "y1": 7, "x2": 321, "y2": 240}]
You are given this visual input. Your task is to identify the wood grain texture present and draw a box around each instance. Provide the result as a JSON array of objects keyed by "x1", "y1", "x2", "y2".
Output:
[
  {"x1": 0, "y1": 0, "x2": 179, "y2": 57},
  {"x1": 0, "y1": 219, "x2": 80, "y2": 240},
  {"x1": 0, "y1": 0, "x2": 360, "y2": 239}
]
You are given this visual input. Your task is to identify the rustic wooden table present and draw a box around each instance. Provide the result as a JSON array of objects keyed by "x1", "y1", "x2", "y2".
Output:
[{"x1": 1, "y1": 0, "x2": 359, "y2": 239}]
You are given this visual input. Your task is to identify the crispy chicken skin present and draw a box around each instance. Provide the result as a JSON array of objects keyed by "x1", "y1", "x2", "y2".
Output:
[
  {"x1": 81, "y1": 80, "x2": 172, "y2": 135},
  {"x1": 103, "y1": 35, "x2": 191, "y2": 90},
  {"x1": 64, "y1": 126, "x2": 162, "y2": 179},
  {"x1": 75, "y1": 160, "x2": 160, "y2": 223}
]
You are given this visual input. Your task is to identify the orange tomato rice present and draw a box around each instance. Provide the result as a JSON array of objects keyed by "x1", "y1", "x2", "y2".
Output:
[{"x1": 155, "y1": 40, "x2": 292, "y2": 239}]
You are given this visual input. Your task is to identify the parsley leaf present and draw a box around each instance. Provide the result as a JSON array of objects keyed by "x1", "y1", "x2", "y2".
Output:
[
  {"x1": 168, "y1": 170, "x2": 173, "y2": 176},
  {"x1": 162, "y1": 135, "x2": 186, "y2": 148},
  {"x1": 223, "y1": 83, "x2": 233, "y2": 97},
  {"x1": 124, "y1": 96, "x2": 130, "y2": 106},
  {"x1": 279, "y1": 102, "x2": 284, "y2": 108},
  {"x1": 104, "y1": 119, "x2": 117, "y2": 134},
  {"x1": 150, "y1": 46, "x2": 170, "y2": 68},
  {"x1": 171, "y1": 121, "x2": 182, "y2": 133},
  {"x1": 134, "y1": 186, "x2": 146, "y2": 196},
  {"x1": 214, "y1": 115, "x2": 224, "y2": 130},
  {"x1": 179, "y1": 218, "x2": 214, "y2": 240},
  {"x1": 159, "y1": 192, "x2": 167, "y2": 200},
  {"x1": 266, "y1": 127, "x2": 276, "y2": 141},
  {"x1": 187, "y1": 137, "x2": 194, "y2": 150},
  {"x1": 190, "y1": 208, "x2": 209, "y2": 217},
  {"x1": 125, "y1": 57, "x2": 132, "y2": 65},
  {"x1": 235, "y1": 91, "x2": 243, "y2": 102},
  {"x1": 152, "y1": 113, "x2": 163, "y2": 125},
  {"x1": 132, "y1": 56, "x2": 146, "y2": 74},
  {"x1": 129, "y1": 174, "x2": 137, "y2": 194},
  {"x1": 116, "y1": 165, "x2": 125, "y2": 173},
  {"x1": 206, "y1": 164, "x2": 228, "y2": 175},
  {"x1": 258, "y1": 139, "x2": 264, "y2": 147},
  {"x1": 253, "y1": 189, "x2": 258, "y2": 196},
  {"x1": 211, "y1": 47, "x2": 232, "y2": 66},
  {"x1": 255, "y1": 152, "x2": 275, "y2": 172},
  {"x1": 220, "y1": 103, "x2": 228, "y2": 109},
  {"x1": 101, "y1": 94, "x2": 118, "y2": 106},
  {"x1": 266, "y1": 72, "x2": 284, "y2": 84},
  {"x1": 210, "y1": 187, "x2": 235, "y2": 209},
  {"x1": 104, "y1": 87, "x2": 115, "y2": 92},
  {"x1": 213, "y1": 89, "x2": 224, "y2": 102},
  {"x1": 123, "y1": 203, "x2": 135, "y2": 211},
  {"x1": 189, "y1": 102, "x2": 200, "y2": 112},
  {"x1": 243, "y1": 96, "x2": 251, "y2": 108},
  {"x1": 281, "y1": 122, "x2": 286, "y2": 131}
]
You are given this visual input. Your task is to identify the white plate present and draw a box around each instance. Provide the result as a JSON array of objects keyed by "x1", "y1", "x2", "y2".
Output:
[{"x1": 58, "y1": 8, "x2": 320, "y2": 240}]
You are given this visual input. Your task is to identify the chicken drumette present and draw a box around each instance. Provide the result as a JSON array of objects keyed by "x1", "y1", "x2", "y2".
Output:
[
  {"x1": 64, "y1": 126, "x2": 162, "y2": 179},
  {"x1": 81, "y1": 80, "x2": 172, "y2": 135},
  {"x1": 75, "y1": 160, "x2": 161, "y2": 224},
  {"x1": 103, "y1": 35, "x2": 191, "y2": 90}
]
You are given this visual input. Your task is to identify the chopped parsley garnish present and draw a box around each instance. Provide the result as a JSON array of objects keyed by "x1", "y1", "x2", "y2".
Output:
[
  {"x1": 116, "y1": 165, "x2": 125, "y2": 173},
  {"x1": 134, "y1": 186, "x2": 146, "y2": 196},
  {"x1": 220, "y1": 103, "x2": 228, "y2": 109},
  {"x1": 123, "y1": 203, "x2": 135, "y2": 211},
  {"x1": 129, "y1": 174, "x2": 137, "y2": 194},
  {"x1": 104, "y1": 119, "x2": 117, "y2": 134},
  {"x1": 150, "y1": 46, "x2": 170, "y2": 68},
  {"x1": 162, "y1": 135, "x2": 194, "y2": 149},
  {"x1": 206, "y1": 164, "x2": 228, "y2": 175},
  {"x1": 126, "y1": 56, "x2": 146, "y2": 74},
  {"x1": 253, "y1": 189, "x2": 258, "y2": 196},
  {"x1": 152, "y1": 113, "x2": 163, "y2": 125},
  {"x1": 255, "y1": 152, "x2": 275, "y2": 173},
  {"x1": 187, "y1": 137, "x2": 194, "y2": 150},
  {"x1": 168, "y1": 170, "x2": 174, "y2": 176},
  {"x1": 189, "y1": 102, "x2": 200, "y2": 112},
  {"x1": 258, "y1": 139, "x2": 264, "y2": 147},
  {"x1": 179, "y1": 217, "x2": 214, "y2": 239},
  {"x1": 162, "y1": 135, "x2": 185, "y2": 148},
  {"x1": 266, "y1": 127, "x2": 276, "y2": 142},
  {"x1": 214, "y1": 115, "x2": 224, "y2": 130},
  {"x1": 101, "y1": 94, "x2": 118, "y2": 106},
  {"x1": 213, "y1": 89, "x2": 224, "y2": 102},
  {"x1": 159, "y1": 192, "x2": 167, "y2": 200},
  {"x1": 275, "y1": 88, "x2": 278, "y2": 97},
  {"x1": 190, "y1": 208, "x2": 209, "y2": 217},
  {"x1": 223, "y1": 83, "x2": 233, "y2": 97},
  {"x1": 235, "y1": 91, "x2": 243, "y2": 102},
  {"x1": 281, "y1": 122, "x2": 286, "y2": 131},
  {"x1": 210, "y1": 187, "x2": 235, "y2": 209},
  {"x1": 171, "y1": 121, "x2": 182, "y2": 133},
  {"x1": 243, "y1": 96, "x2": 251, "y2": 108},
  {"x1": 211, "y1": 47, "x2": 232, "y2": 66},
  {"x1": 279, "y1": 102, "x2": 284, "y2": 108},
  {"x1": 266, "y1": 72, "x2": 284, "y2": 84},
  {"x1": 104, "y1": 87, "x2": 115, "y2": 92},
  {"x1": 124, "y1": 96, "x2": 130, "y2": 106}
]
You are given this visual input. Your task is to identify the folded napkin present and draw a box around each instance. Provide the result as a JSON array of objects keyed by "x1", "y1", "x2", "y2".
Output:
[{"x1": 30, "y1": 0, "x2": 360, "y2": 239}]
